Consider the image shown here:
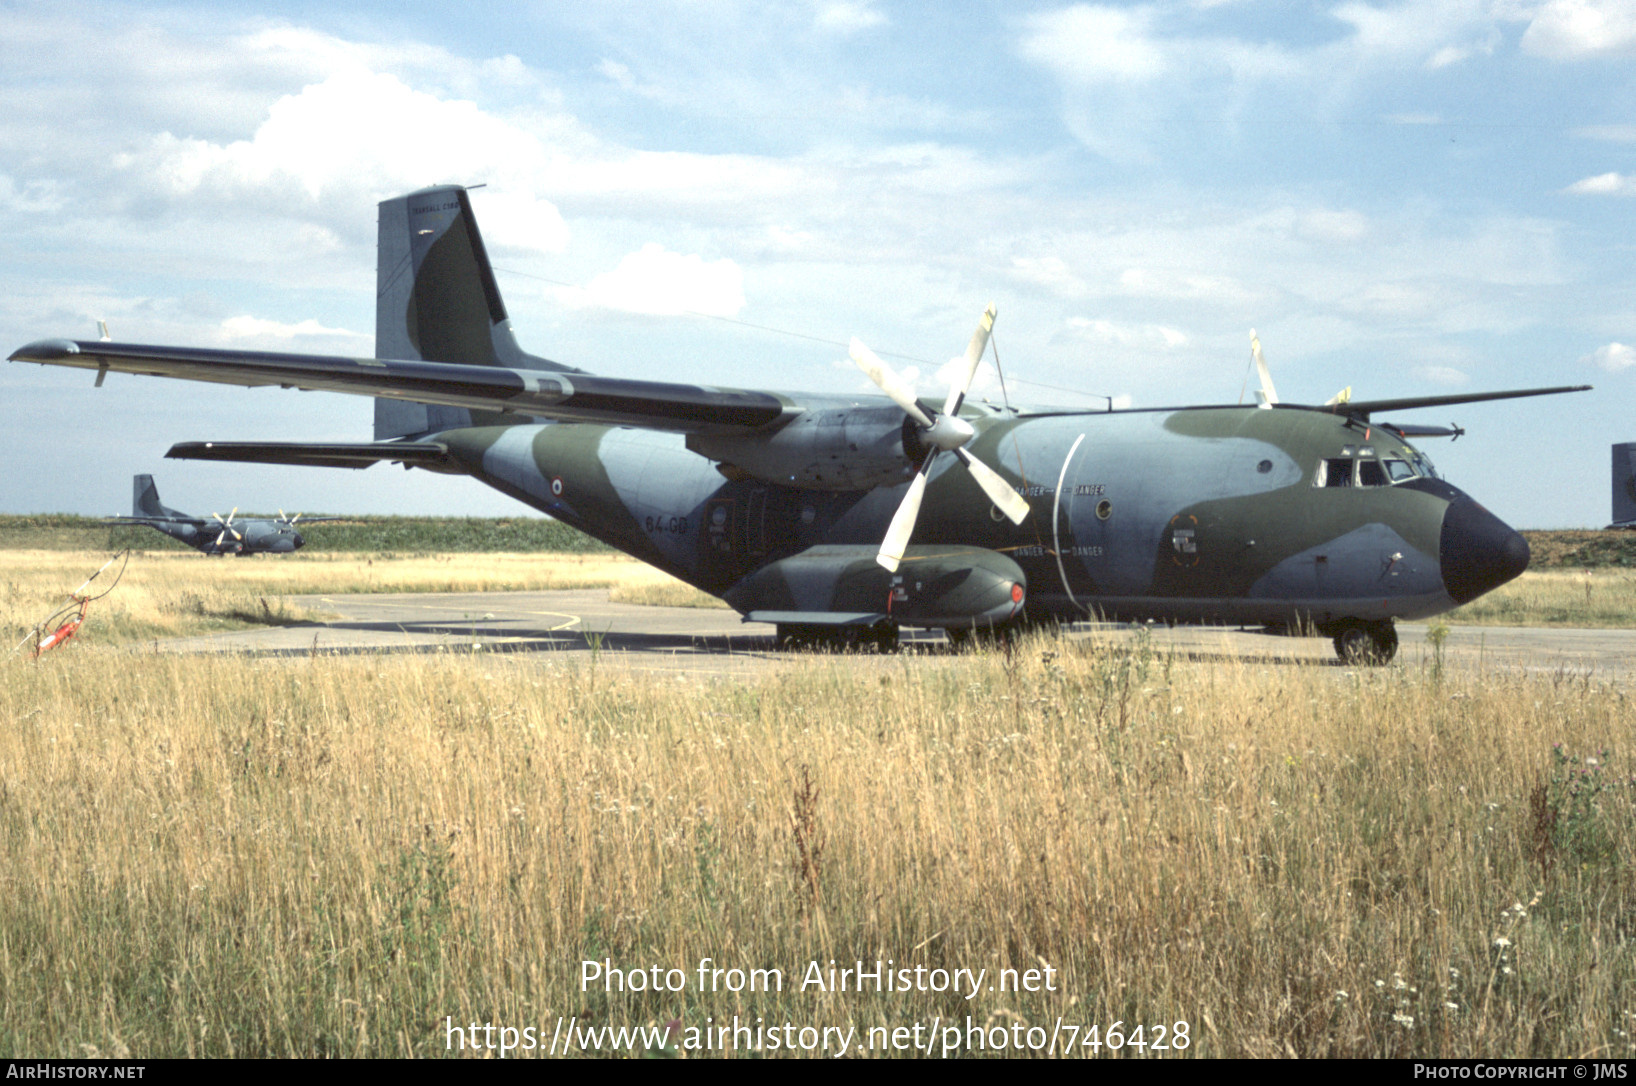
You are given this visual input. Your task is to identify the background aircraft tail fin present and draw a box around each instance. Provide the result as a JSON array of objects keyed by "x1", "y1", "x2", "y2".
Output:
[
  {"x1": 133, "y1": 473, "x2": 164, "y2": 517},
  {"x1": 373, "y1": 185, "x2": 578, "y2": 440},
  {"x1": 1612, "y1": 443, "x2": 1636, "y2": 528}
]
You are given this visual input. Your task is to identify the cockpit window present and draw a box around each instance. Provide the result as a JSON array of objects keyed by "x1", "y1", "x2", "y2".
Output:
[
  {"x1": 1317, "y1": 457, "x2": 1354, "y2": 487},
  {"x1": 1383, "y1": 458, "x2": 1416, "y2": 482},
  {"x1": 1411, "y1": 450, "x2": 1440, "y2": 479},
  {"x1": 1357, "y1": 459, "x2": 1388, "y2": 487}
]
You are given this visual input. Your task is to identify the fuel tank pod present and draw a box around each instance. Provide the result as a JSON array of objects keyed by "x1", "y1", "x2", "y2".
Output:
[{"x1": 724, "y1": 544, "x2": 1026, "y2": 628}]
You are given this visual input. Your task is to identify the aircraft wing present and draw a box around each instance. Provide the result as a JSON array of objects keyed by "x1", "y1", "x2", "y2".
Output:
[
  {"x1": 1298, "y1": 386, "x2": 1592, "y2": 419},
  {"x1": 102, "y1": 515, "x2": 206, "y2": 527},
  {"x1": 9, "y1": 339, "x2": 792, "y2": 432}
]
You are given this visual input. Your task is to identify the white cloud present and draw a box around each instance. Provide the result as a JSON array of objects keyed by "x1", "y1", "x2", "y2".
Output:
[
  {"x1": 1521, "y1": 0, "x2": 1636, "y2": 59},
  {"x1": 814, "y1": 2, "x2": 887, "y2": 34},
  {"x1": 1417, "y1": 365, "x2": 1469, "y2": 386},
  {"x1": 1011, "y1": 255, "x2": 1086, "y2": 296},
  {"x1": 0, "y1": 174, "x2": 65, "y2": 214},
  {"x1": 1581, "y1": 342, "x2": 1636, "y2": 370},
  {"x1": 574, "y1": 243, "x2": 747, "y2": 318},
  {"x1": 1565, "y1": 171, "x2": 1636, "y2": 195},
  {"x1": 121, "y1": 70, "x2": 560, "y2": 231},
  {"x1": 1118, "y1": 267, "x2": 1260, "y2": 307},
  {"x1": 1296, "y1": 208, "x2": 1370, "y2": 244},
  {"x1": 1065, "y1": 316, "x2": 1188, "y2": 348},
  {"x1": 219, "y1": 315, "x2": 367, "y2": 342},
  {"x1": 1017, "y1": 6, "x2": 1170, "y2": 84}
]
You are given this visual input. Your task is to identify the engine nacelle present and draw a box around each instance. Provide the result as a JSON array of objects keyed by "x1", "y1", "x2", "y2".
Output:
[
  {"x1": 687, "y1": 405, "x2": 915, "y2": 490},
  {"x1": 724, "y1": 544, "x2": 1026, "y2": 629}
]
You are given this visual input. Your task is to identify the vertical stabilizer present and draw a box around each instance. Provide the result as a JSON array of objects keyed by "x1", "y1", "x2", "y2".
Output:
[
  {"x1": 1612, "y1": 443, "x2": 1636, "y2": 528},
  {"x1": 373, "y1": 185, "x2": 577, "y2": 440},
  {"x1": 133, "y1": 474, "x2": 165, "y2": 518}
]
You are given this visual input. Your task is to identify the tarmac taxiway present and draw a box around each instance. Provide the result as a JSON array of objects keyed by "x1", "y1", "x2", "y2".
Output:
[{"x1": 147, "y1": 588, "x2": 1636, "y2": 680}]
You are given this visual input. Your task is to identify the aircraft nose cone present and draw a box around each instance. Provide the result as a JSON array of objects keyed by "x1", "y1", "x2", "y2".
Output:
[
  {"x1": 1440, "y1": 497, "x2": 1529, "y2": 605},
  {"x1": 293, "y1": 535, "x2": 305, "y2": 550}
]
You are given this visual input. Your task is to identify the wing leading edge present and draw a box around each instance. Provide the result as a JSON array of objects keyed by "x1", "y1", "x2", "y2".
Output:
[{"x1": 9, "y1": 339, "x2": 791, "y2": 433}]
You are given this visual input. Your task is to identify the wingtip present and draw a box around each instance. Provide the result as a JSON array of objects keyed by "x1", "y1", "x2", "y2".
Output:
[{"x1": 9, "y1": 338, "x2": 81, "y2": 363}]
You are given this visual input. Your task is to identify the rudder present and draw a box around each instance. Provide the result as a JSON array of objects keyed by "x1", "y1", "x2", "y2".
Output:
[{"x1": 133, "y1": 474, "x2": 164, "y2": 518}]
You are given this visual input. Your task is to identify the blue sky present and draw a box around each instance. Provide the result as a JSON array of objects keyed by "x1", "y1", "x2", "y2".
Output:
[{"x1": 2, "y1": 0, "x2": 1632, "y2": 527}]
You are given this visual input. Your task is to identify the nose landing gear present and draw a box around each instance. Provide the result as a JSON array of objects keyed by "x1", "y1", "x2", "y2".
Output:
[{"x1": 1328, "y1": 619, "x2": 1398, "y2": 665}]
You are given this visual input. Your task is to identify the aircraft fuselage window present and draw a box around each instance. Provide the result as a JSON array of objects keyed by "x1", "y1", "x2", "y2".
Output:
[{"x1": 1357, "y1": 459, "x2": 1388, "y2": 487}]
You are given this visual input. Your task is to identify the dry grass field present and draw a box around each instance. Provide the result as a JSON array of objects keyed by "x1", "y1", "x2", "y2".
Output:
[
  {"x1": 1, "y1": 627, "x2": 1633, "y2": 1058},
  {"x1": 2, "y1": 550, "x2": 723, "y2": 652},
  {"x1": 3, "y1": 547, "x2": 1635, "y2": 1058}
]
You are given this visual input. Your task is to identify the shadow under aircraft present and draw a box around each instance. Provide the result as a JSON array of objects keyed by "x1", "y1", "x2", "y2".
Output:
[{"x1": 12, "y1": 186, "x2": 1589, "y2": 661}]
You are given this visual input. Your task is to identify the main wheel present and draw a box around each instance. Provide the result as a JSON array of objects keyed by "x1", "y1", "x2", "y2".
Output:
[{"x1": 1331, "y1": 620, "x2": 1397, "y2": 665}]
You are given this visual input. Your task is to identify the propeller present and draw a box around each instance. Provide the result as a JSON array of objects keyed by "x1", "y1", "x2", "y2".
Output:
[
  {"x1": 851, "y1": 305, "x2": 1030, "y2": 572},
  {"x1": 1256, "y1": 330, "x2": 1356, "y2": 408},
  {"x1": 212, "y1": 507, "x2": 242, "y2": 548},
  {"x1": 1250, "y1": 329, "x2": 1279, "y2": 407},
  {"x1": 278, "y1": 509, "x2": 303, "y2": 527}
]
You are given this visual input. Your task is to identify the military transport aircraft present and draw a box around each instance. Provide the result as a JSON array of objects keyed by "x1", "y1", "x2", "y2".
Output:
[
  {"x1": 105, "y1": 473, "x2": 331, "y2": 555},
  {"x1": 10, "y1": 186, "x2": 1589, "y2": 661}
]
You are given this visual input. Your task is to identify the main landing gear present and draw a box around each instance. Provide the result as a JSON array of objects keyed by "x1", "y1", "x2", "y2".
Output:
[{"x1": 1327, "y1": 619, "x2": 1398, "y2": 665}]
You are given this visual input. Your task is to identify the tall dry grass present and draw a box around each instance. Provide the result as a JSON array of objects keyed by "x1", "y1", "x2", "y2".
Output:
[
  {"x1": 0, "y1": 632, "x2": 1630, "y2": 1057},
  {"x1": 2, "y1": 551, "x2": 717, "y2": 649}
]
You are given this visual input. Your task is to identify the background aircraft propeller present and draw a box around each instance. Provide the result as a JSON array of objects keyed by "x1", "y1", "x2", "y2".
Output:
[
  {"x1": 212, "y1": 507, "x2": 241, "y2": 548},
  {"x1": 851, "y1": 305, "x2": 1030, "y2": 572}
]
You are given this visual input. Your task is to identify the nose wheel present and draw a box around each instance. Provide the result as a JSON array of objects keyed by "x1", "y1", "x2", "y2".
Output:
[{"x1": 1330, "y1": 620, "x2": 1398, "y2": 665}]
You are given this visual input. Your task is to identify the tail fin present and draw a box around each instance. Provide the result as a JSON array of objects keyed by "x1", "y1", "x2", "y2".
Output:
[
  {"x1": 373, "y1": 185, "x2": 579, "y2": 440},
  {"x1": 1613, "y1": 443, "x2": 1636, "y2": 528},
  {"x1": 133, "y1": 474, "x2": 164, "y2": 517}
]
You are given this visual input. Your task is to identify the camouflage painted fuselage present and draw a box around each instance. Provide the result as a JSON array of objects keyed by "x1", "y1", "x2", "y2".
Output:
[{"x1": 425, "y1": 400, "x2": 1524, "y2": 631}]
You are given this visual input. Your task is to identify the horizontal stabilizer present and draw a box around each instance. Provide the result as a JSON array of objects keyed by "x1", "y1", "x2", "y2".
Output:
[
  {"x1": 168, "y1": 440, "x2": 458, "y2": 471},
  {"x1": 12, "y1": 339, "x2": 789, "y2": 433}
]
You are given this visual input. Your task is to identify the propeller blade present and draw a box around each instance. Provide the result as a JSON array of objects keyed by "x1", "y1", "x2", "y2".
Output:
[
  {"x1": 877, "y1": 466, "x2": 932, "y2": 572},
  {"x1": 851, "y1": 338, "x2": 935, "y2": 429},
  {"x1": 953, "y1": 447, "x2": 1030, "y2": 524},
  {"x1": 862, "y1": 306, "x2": 1010, "y2": 569},
  {"x1": 942, "y1": 304, "x2": 997, "y2": 418},
  {"x1": 1250, "y1": 329, "x2": 1278, "y2": 408}
]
